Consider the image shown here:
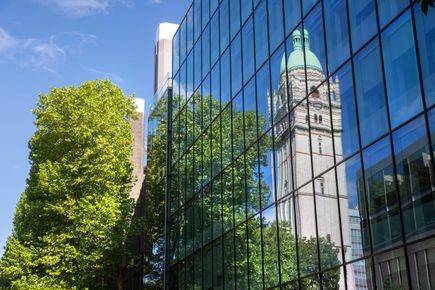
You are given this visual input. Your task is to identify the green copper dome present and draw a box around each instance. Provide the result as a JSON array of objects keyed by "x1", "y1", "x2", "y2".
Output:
[{"x1": 280, "y1": 29, "x2": 323, "y2": 74}]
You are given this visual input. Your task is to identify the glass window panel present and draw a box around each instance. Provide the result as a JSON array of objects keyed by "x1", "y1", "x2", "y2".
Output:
[
  {"x1": 415, "y1": 5, "x2": 435, "y2": 107},
  {"x1": 407, "y1": 237, "x2": 435, "y2": 289},
  {"x1": 222, "y1": 167, "x2": 234, "y2": 233},
  {"x1": 241, "y1": 0, "x2": 252, "y2": 24},
  {"x1": 323, "y1": 266, "x2": 344, "y2": 290},
  {"x1": 179, "y1": 209, "x2": 186, "y2": 259},
  {"x1": 178, "y1": 261, "x2": 186, "y2": 290},
  {"x1": 303, "y1": 5, "x2": 327, "y2": 89},
  {"x1": 194, "y1": 251, "x2": 202, "y2": 289},
  {"x1": 186, "y1": 202, "x2": 195, "y2": 255},
  {"x1": 374, "y1": 248, "x2": 409, "y2": 289},
  {"x1": 346, "y1": 259, "x2": 373, "y2": 290},
  {"x1": 296, "y1": 182, "x2": 319, "y2": 276},
  {"x1": 309, "y1": 84, "x2": 334, "y2": 177},
  {"x1": 254, "y1": 1, "x2": 269, "y2": 69},
  {"x1": 324, "y1": 0, "x2": 350, "y2": 73},
  {"x1": 302, "y1": 0, "x2": 318, "y2": 17},
  {"x1": 235, "y1": 223, "x2": 249, "y2": 289},
  {"x1": 330, "y1": 63, "x2": 359, "y2": 160},
  {"x1": 232, "y1": 92, "x2": 244, "y2": 159},
  {"x1": 203, "y1": 245, "x2": 213, "y2": 289},
  {"x1": 221, "y1": 49, "x2": 231, "y2": 106},
  {"x1": 194, "y1": 193, "x2": 203, "y2": 250},
  {"x1": 393, "y1": 116, "x2": 435, "y2": 242},
  {"x1": 292, "y1": 99, "x2": 313, "y2": 189},
  {"x1": 202, "y1": 0, "x2": 210, "y2": 30},
  {"x1": 220, "y1": 0, "x2": 230, "y2": 54},
  {"x1": 277, "y1": 196, "x2": 298, "y2": 285},
  {"x1": 285, "y1": 25, "x2": 306, "y2": 111},
  {"x1": 203, "y1": 183, "x2": 212, "y2": 244},
  {"x1": 354, "y1": 39, "x2": 388, "y2": 147},
  {"x1": 259, "y1": 133, "x2": 275, "y2": 208},
  {"x1": 194, "y1": 40, "x2": 202, "y2": 90},
  {"x1": 262, "y1": 206, "x2": 280, "y2": 288},
  {"x1": 377, "y1": 0, "x2": 408, "y2": 29},
  {"x1": 268, "y1": 0, "x2": 284, "y2": 53},
  {"x1": 244, "y1": 78, "x2": 258, "y2": 147},
  {"x1": 213, "y1": 238, "x2": 224, "y2": 289},
  {"x1": 211, "y1": 12, "x2": 220, "y2": 66},
  {"x1": 256, "y1": 61, "x2": 271, "y2": 135},
  {"x1": 187, "y1": 6, "x2": 194, "y2": 53},
  {"x1": 246, "y1": 143, "x2": 261, "y2": 217},
  {"x1": 212, "y1": 176, "x2": 223, "y2": 238},
  {"x1": 210, "y1": 0, "x2": 218, "y2": 16},
  {"x1": 242, "y1": 16, "x2": 255, "y2": 83},
  {"x1": 314, "y1": 169, "x2": 344, "y2": 271},
  {"x1": 274, "y1": 118, "x2": 293, "y2": 202},
  {"x1": 253, "y1": 0, "x2": 260, "y2": 8},
  {"x1": 382, "y1": 11, "x2": 422, "y2": 129},
  {"x1": 211, "y1": 63, "x2": 220, "y2": 119},
  {"x1": 233, "y1": 153, "x2": 246, "y2": 224},
  {"x1": 230, "y1": 0, "x2": 240, "y2": 40},
  {"x1": 363, "y1": 137, "x2": 402, "y2": 252},
  {"x1": 283, "y1": 0, "x2": 301, "y2": 38},
  {"x1": 203, "y1": 128, "x2": 212, "y2": 183},
  {"x1": 224, "y1": 231, "x2": 236, "y2": 290},
  {"x1": 202, "y1": 24, "x2": 210, "y2": 79},
  {"x1": 231, "y1": 33, "x2": 243, "y2": 97},
  {"x1": 180, "y1": 62, "x2": 187, "y2": 103},
  {"x1": 173, "y1": 29, "x2": 180, "y2": 74},
  {"x1": 194, "y1": 0, "x2": 202, "y2": 42},
  {"x1": 270, "y1": 45, "x2": 288, "y2": 122},
  {"x1": 202, "y1": 74, "x2": 211, "y2": 129},
  {"x1": 247, "y1": 215, "x2": 263, "y2": 289},
  {"x1": 180, "y1": 18, "x2": 187, "y2": 63},
  {"x1": 212, "y1": 118, "x2": 222, "y2": 177},
  {"x1": 348, "y1": 0, "x2": 377, "y2": 52},
  {"x1": 430, "y1": 107, "x2": 435, "y2": 153},
  {"x1": 173, "y1": 72, "x2": 181, "y2": 117},
  {"x1": 222, "y1": 104, "x2": 232, "y2": 164},
  {"x1": 336, "y1": 154, "x2": 371, "y2": 261},
  {"x1": 187, "y1": 52, "x2": 194, "y2": 100}
]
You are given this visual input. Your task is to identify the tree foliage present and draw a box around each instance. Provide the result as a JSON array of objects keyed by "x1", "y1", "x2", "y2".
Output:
[
  {"x1": 417, "y1": 0, "x2": 435, "y2": 14},
  {"x1": 0, "y1": 80, "x2": 137, "y2": 289}
]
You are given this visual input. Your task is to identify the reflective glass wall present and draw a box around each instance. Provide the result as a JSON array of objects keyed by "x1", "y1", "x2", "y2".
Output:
[{"x1": 167, "y1": 0, "x2": 435, "y2": 289}]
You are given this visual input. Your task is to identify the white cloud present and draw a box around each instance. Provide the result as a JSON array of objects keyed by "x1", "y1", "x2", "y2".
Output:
[
  {"x1": 0, "y1": 27, "x2": 97, "y2": 71},
  {"x1": 148, "y1": 0, "x2": 162, "y2": 4},
  {"x1": 34, "y1": 0, "x2": 133, "y2": 16},
  {"x1": 88, "y1": 68, "x2": 124, "y2": 83},
  {"x1": 0, "y1": 28, "x2": 17, "y2": 54}
]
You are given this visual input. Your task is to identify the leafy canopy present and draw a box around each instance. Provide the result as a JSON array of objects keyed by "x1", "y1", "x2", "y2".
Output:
[{"x1": 0, "y1": 79, "x2": 137, "y2": 289}]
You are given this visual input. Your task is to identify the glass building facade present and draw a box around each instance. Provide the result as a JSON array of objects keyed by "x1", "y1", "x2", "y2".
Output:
[{"x1": 166, "y1": 0, "x2": 435, "y2": 289}]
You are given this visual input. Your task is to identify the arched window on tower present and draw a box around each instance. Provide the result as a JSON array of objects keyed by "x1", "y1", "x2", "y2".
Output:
[
  {"x1": 319, "y1": 115, "x2": 322, "y2": 124},
  {"x1": 314, "y1": 114, "x2": 318, "y2": 123},
  {"x1": 310, "y1": 86, "x2": 319, "y2": 98}
]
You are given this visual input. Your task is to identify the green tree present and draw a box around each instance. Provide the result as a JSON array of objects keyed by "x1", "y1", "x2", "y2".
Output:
[
  {"x1": 0, "y1": 80, "x2": 137, "y2": 289},
  {"x1": 417, "y1": 0, "x2": 435, "y2": 14}
]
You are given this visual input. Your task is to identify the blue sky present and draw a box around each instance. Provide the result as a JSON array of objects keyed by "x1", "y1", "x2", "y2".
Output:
[{"x1": 0, "y1": 0, "x2": 188, "y2": 257}]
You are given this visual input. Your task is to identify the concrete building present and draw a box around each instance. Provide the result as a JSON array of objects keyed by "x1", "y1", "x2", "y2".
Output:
[
  {"x1": 154, "y1": 22, "x2": 179, "y2": 96},
  {"x1": 129, "y1": 98, "x2": 145, "y2": 201}
]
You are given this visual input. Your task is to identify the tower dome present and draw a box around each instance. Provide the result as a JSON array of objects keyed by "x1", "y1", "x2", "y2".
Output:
[{"x1": 285, "y1": 29, "x2": 322, "y2": 73}]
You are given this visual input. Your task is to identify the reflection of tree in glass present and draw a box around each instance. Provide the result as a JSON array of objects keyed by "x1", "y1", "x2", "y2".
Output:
[{"x1": 161, "y1": 91, "x2": 342, "y2": 288}]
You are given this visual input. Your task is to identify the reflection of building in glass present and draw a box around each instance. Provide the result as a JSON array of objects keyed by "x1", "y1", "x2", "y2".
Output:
[
  {"x1": 166, "y1": 1, "x2": 435, "y2": 289},
  {"x1": 349, "y1": 208, "x2": 368, "y2": 290},
  {"x1": 272, "y1": 29, "x2": 352, "y2": 289}
]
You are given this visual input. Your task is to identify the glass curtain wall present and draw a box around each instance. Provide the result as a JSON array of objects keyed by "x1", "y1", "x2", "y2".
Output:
[{"x1": 167, "y1": 0, "x2": 435, "y2": 289}]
